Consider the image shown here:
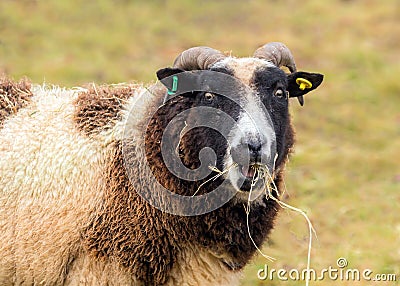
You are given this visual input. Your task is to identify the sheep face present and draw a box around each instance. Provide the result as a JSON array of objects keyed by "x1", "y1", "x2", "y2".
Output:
[
  {"x1": 215, "y1": 58, "x2": 289, "y2": 198},
  {"x1": 153, "y1": 57, "x2": 323, "y2": 203}
]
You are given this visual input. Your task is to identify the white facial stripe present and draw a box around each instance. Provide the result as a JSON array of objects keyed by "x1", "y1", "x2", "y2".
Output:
[
  {"x1": 231, "y1": 93, "x2": 275, "y2": 152},
  {"x1": 214, "y1": 58, "x2": 276, "y2": 155},
  {"x1": 214, "y1": 57, "x2": 276, "y2": 151},
  {"x1": 212, "y1": 57, "x2": 275, "y2": 86},
  {"x1": 214, "y1": 56, "x2": 277, "y2": 198},
  {"x1": 225, "y1": 91, "x2": 277, "y2": 196}
]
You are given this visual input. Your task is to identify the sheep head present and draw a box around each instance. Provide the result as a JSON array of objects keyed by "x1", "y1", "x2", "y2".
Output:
[{"x1": 145, "y1": 43, "x2": 324, "y2": 213}]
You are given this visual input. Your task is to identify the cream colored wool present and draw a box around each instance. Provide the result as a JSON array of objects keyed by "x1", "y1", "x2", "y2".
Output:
[
  {"x1": 168, "y1": 245, "x2": 242, "y2": 286},
  {"x1": 0, "y1": 84, "x2": 237, "y2": 286},
  {"x1": 0, "y1": 85, "x2": 106, "y2": 284}
]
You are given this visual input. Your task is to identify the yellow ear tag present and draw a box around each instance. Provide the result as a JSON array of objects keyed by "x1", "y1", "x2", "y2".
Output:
[{"x1": 296, "y1": 78, "x2": 313, "y2": 90}]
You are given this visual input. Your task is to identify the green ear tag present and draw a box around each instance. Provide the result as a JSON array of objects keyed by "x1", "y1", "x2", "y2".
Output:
[{"x1": 167, "y1": 75, "x2": 179, "y2": 95}]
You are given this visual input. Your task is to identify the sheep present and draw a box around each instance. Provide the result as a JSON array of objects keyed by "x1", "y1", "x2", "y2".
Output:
[{"x1": 0, "y1": 42, "x2": 323, "y2": 286}]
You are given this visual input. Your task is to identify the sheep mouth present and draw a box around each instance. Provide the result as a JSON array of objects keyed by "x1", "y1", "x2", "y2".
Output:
[
  {"x1": 239, "y1": 164, "x2": 257, "y2": 178},
  {"x1": 238, "y1": 164, "x2": 264, "y2": 192}
]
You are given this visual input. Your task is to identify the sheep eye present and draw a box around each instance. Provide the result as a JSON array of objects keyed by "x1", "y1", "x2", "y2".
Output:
[
  {"x1": 204, "y1": 92, "x2": 215, "y2": 101},
  {"x1": 274, "y1": 88, "x2": 286, "y2": 98}
]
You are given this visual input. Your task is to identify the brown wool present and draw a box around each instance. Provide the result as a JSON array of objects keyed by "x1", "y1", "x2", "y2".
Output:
[
  {"x1": 1, "y1": 43, "x2": 322, "y2": 285},
  {"x1": 74, "y1": 83, "x2": 139, "y2": 136},
  {"x1": 0, "y1": 75, "x2": 33, "y2": 126}
]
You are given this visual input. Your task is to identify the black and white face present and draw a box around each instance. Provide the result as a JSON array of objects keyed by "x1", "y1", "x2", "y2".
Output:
[
  {"x1": 155, "y1": 57, "x2": 322, "y2": 202},
  {"x1": 210, "y1": 58, "x2": 290, "y2": 199}
]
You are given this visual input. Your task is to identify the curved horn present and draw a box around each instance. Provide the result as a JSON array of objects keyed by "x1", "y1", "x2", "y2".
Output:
[
  {"x1": 253, "y1": 42, "x2": 297, "y2": 73},
  {"x1": 173, "y1": 46, "x2": 226, "y2": 70},
  {"x1": 254, "y1": 42, "x2": 306, "y2": 105}
]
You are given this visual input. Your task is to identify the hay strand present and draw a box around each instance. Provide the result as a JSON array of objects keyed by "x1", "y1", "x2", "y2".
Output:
[
  {"x1": 191, "y1": 163, "x2": 237, "y2": 197},
  {"x1": 260, "y1": 165, "x2": 317, "y2": 286}
]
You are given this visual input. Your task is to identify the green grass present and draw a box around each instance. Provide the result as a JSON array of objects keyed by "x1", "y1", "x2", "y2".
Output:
[{"x1": 1, "y1": 0, "x2": 399, "y2": 285}]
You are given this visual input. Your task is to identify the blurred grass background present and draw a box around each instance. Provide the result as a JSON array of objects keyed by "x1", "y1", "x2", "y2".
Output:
[{"x1": 1, "y1": 0, "x2": 399, "y2": 285}]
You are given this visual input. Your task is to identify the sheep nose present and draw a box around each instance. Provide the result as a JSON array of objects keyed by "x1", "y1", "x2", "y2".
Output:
[
  {"x1": 248, "y1": 141, "x2": 262, "y2": 154},
  {"x1": 231, "y1": 138, "x2": 264, "y2": 166}
]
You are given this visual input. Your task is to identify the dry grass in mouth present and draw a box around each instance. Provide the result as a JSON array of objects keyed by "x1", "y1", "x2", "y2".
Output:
[
  {"x1": 191, "y1": 163, "x2": 237, "y2": 197},
  {"x1": 191, "y1": 162, "x2": 317, "y2": 286},
  {"x1": 245, "y1": 166, "x2": 277, "y2": 262},
  {"x1": 246, "y1": 164, "x2": 317, "y2": 286}
]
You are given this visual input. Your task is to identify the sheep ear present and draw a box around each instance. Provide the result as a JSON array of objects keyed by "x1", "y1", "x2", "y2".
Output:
[
  {"x1": 287, "y1": 72, "x2": 324, "y2": 106},
  {"x1": 156, "y1": 68, "x2": 185, "y2": 95},
  {"x1": 156, "y1": 67, "x2": 184, "y2": 81}
]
